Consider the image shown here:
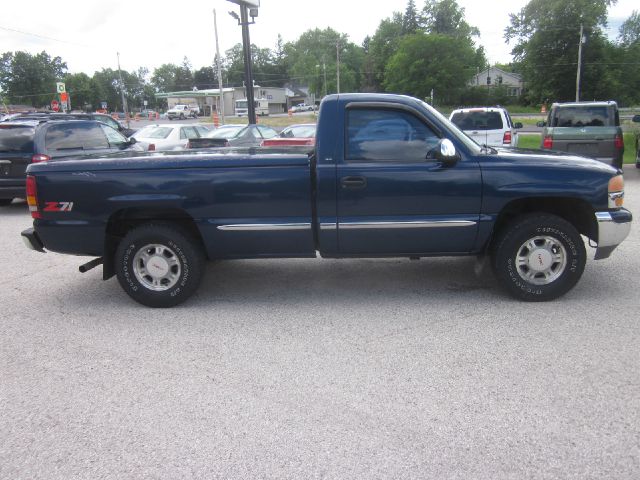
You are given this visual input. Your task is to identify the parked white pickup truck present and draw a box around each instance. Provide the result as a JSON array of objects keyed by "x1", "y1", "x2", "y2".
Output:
[{"x1": 167, "y1": 104, "x2": 198, "y2": 120}]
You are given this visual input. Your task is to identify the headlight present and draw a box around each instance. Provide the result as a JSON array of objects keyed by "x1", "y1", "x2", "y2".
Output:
[{"x1": 608, "y1": 175, "x2": 624, "y2": 208}]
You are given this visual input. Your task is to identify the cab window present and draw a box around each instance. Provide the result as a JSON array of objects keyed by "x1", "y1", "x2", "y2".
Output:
[{"x1": 346, "y1": 109, "x2": 439, "y2": 162}]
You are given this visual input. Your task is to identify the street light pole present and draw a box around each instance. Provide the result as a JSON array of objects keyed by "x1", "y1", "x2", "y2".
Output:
[
  {"x1": 213, "y1": 9, "x2": 225, "y2": 123},
  {"x1": 239, "y1": 6, "x2": 256, "y2": 124}
]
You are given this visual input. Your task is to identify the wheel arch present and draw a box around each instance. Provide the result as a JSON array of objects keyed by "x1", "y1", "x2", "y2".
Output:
[
  {"x1": 489, "y1": 196, "x2": 597, "y2": 250},
  {"x1": 103, "y1": 207, "x2": 206, "y2": 280}
]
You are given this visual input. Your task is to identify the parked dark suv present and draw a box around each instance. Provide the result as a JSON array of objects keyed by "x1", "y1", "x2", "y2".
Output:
[
  {"x1": 0, "y1": 120, "x2": 142, "y2": 205},
  {"x1": 5, "y1": 112, "x2": 136, "y2": 137},
  {"x1": 538, "y1": 101, "x2": 624, "y2": 168}
]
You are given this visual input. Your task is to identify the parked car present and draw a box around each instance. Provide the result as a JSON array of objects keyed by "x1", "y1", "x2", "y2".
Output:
[
  {"x1": 537, "y1": 101, "x2": 624, "y2": 168},
  {"x1": 262, "y1": 123, "x2": 317, "y2": 147},
  {"x1": 167, "y1": 104, "x2": 199, "y2": 120},
  {"x1": 131, "y1": 124, "x2": 210, "y2": 151},
  {"x1": 291, "y1": 103, "x2": 315, "y2": 113},
  {"x1": 0, "y1": 120, "x2": 142, "y2": 205},
  {"x1": 5, "y1": 111, "x2": 136, "y2": 137},
  {"x1": 188, "y1": 124, "x2": 278, "y2": 148},
  {"x1": 449, "y1": 107, "x2": 522, "y2": 147}
]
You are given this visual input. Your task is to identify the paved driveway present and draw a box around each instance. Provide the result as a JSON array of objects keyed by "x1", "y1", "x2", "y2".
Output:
[{"x1": 1, "y1": 172, "x2": 639, "y2": 479}]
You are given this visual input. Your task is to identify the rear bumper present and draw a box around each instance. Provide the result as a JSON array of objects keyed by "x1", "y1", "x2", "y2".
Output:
[
  {"x1": 594, "y1": 209, "x2": 632, "y2": 259},
  {"x1": 21, "y1": 228, "x2": 45, "y2": 253}
]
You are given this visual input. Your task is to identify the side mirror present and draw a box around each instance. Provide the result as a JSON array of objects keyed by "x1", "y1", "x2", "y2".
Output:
[
  {"x1": 432, "y1": 139, "x2": 460, "y2": 165},
  {"x1": 536, "y1": 121, "x2": 546, "y2": 128},
  {"x1": 514, "y1": 122, "x2": 523, "y2": 129},
  {"x1": 128, "y1": 137, "x2": 137, "y2": 145},
  {"x1": 632, "y1": 115, "x2": 640, "y2": 123}
]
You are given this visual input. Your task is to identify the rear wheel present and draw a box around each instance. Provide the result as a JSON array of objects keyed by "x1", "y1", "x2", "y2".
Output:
[
  {"x1": 115, "y1": 223, "x2": 205, "y2": 307},
  {"x1": 492, "y1": 214, "x2": 586, "y2": 301}
]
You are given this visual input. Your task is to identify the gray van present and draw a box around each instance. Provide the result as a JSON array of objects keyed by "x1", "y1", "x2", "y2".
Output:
[{"x1": 538, "y1": 101, "x2": 624, "y2": 168}]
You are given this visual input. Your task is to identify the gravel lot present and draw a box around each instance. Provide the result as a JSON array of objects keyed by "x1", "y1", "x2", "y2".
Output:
[{"x1": 1, "y1": 171, "x2": 639, "y2": 479}]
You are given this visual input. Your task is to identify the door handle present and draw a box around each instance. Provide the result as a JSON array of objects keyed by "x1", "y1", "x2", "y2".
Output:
[{"x1": 340, "y1": 176, "x2": 367, "y2": 189}]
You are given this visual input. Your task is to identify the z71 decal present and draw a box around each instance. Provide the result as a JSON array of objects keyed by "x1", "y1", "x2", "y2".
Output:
[{"x1": 44, "y1": 202, "x2": 74, "y2": 212}]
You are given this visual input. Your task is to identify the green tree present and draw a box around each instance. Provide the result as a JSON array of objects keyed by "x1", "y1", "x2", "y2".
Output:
[
  {"x1": 64, "y1": 72, "x2": 93, "y2": 111},
  {"x1": 384, "y1": 33, "x2": 479, "y2": 103},
  {"x1": 368, "y1": 13, "x2": 405, "y2": 90},
  {"x1": 403, "y1": 0, "x2": 421, "y2": 34},
  {"x1": 285, "y1": 28, "x2": 364, "y2": 96},
  {"x1": 151, "y1": 63, "x2": 181, "y2": 93},
  {"x1": 618, "y1": 10, "x2": 640, "y2": 45},
  {"x1": 422, "y1": 0, "x2": 479, "y2": 38},
  {"x1": 194, "y1": 66, "x2": 216, "y2": 90},
  {"x1": 505, "y1": 0, "x2": 615, "y2": 103},
  {"x1": 174, "y1": 57, "x2": 194, "y2": 91},
  {"x1": 0, "y1": 51, "x2": 67, "y2": 107}
]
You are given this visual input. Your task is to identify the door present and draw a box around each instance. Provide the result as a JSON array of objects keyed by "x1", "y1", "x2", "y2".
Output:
[{"x1": 337, "y1": 107, "x2": 482, "y2": 255}]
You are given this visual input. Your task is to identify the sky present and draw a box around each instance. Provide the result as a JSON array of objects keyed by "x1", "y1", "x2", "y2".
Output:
[{"x1": 0, "y1": 0, "x2": 636, "y2": 77}]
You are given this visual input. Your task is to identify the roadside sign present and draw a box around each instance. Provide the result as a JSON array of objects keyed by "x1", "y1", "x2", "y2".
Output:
[
  {"x1": 144, "y1": 100, "x2": 148, "y2": 107},
  {"x1": 51, "y1": 100, "x2": 59, "y2": 112},
  {"x1": 56, "y1": 82, "x2": 66, "y2": 93},
  {"x1": 60, "y1": 92, "x2": 68, "y2": 102},
  {"x1": 101, "y1": 102, "x2": 107, "y2": 110}
]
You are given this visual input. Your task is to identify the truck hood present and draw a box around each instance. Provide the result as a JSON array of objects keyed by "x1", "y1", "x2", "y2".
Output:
[{"x1": 489, "y1": 146, "x2": 619, "y2": 174}]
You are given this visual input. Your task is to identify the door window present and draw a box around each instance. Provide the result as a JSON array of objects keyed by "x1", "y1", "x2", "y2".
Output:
[
  {"x1": 100, "y1": 125, "x2": 129, "y2": 148},
  {"x1": 180, "y1": 127, "x2": 199, "y2": 139},
  {"x1": 346, "y1": 109, "x2": 439, "y2": 162}
]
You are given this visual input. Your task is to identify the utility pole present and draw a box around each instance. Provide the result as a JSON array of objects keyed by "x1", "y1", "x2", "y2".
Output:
[
  {"x1": 213, "y1": 9, "x2": 225, "y2": 123},
  {"x1": 336, "y1": 41, "x2": 340, "y2": 94},
  {"x1": 117, "y1": 52, "x2": 130, "y2": 128},
  {"x1": 576, "y1": 23, "x2": 584, "y2": 102},
  {"x1": 323, "y1": 58, "x2": 327, "y2": 97}
]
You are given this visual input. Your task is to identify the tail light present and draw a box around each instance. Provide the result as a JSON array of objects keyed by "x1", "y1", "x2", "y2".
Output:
[
  {"x1": 614, "y1": 134, "x2": 624, "y2": 150},
  {"x1": 503, "y1": 131, "x2": 512, "y2": 145},
  {"x1": 31, "y1": 154, "x2": 50, "y2": 163},
  {"x1": 148, "y1": 143, "x2": 156, "y2": 151},
  {"x1": 543, "y1": 136, "x2": 553, "y2": 149},
  {"x1": 26, "y1": 175, "x2": 41, "y2": 219}
]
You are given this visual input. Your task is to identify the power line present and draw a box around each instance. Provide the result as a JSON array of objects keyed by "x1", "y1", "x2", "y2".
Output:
[{"x1": 0, "y1": 24, "x2": 90, "y2": 48}]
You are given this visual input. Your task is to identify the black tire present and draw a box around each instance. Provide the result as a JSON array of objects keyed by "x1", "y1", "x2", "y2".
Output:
[
  {"x1": 115, "y1": 223, "x2": 205, "y2": 307},
  {"x1": 0, "y1": 198, "x2": 13, "y2": 206},
  {"x1": 179, "y1": 113, "x2": 185, "y2": 120},
  {"x1": 491, "y1": 213, "x2": 586, "y2": 301}
]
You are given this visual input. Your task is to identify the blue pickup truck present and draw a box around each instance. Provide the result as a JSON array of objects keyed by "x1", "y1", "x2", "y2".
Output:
[{"x1": 21, "y1": 93, "x2": 632, "y2": 307}]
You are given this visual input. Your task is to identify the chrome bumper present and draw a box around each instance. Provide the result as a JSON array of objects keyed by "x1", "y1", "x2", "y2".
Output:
[{"x1": 594, "y1": 209, "x2": 632, "y2": 260}]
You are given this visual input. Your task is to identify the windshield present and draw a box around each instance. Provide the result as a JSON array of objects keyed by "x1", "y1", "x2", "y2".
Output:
[
  {"x1": 236, "y1": 101, "x2": 248, "y2": 109},
  {"x1": 418, "y1": 101, "x2": 482, "y2": 154},
  {"x1": 207, "y1": 125, "x2": 244, "y2": 139},
  {"x1": 0, "y1": 125, "x2": 35, "y2": 153}
]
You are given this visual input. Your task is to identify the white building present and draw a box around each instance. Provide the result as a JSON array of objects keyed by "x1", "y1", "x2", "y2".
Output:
[{"x1": 469, "y1": 67, "x2": 524, "y2": 97}]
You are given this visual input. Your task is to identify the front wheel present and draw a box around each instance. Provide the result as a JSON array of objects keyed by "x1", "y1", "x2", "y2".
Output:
[
  {"x1": 491, "y1": 214, "x2": 586, "y2": 301},
  {"x1": 115, "y1": 223, "x2": 205, "y2": 307}
]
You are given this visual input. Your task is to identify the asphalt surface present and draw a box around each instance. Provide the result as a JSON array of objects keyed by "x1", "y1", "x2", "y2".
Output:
[{"x1": 1, "y1": 170, "x2": 639, "y2": 479}]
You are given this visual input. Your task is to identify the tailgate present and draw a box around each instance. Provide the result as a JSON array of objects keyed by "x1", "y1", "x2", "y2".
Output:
[
  {"x1": 463, "y1": 129, "x2": 504, "y2": 146},
  {"x1": 549, "y1": 127, "x2": 617, "y2": 158}
]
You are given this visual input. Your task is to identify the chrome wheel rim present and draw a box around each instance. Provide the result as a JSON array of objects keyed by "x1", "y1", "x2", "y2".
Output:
[
  {"x1": 133, "y1": 244, "x2": 181, "y2": 291},
  {"x1": 515, "y1": 236, "x2": 567, "y2": 285}
]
